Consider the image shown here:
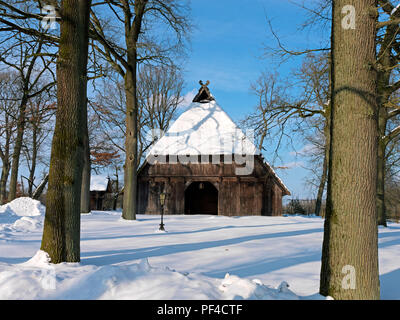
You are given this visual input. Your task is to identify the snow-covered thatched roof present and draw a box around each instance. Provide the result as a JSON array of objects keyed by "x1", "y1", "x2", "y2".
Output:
[
  {"x1": 147, "y1": 100, "x2": 260, "y2": 156},
  {"x1": 144, "y1": 87, "x2": 289, "y2": 196},
  {"x1": 90, "y1": 175, "x2": 110, "y2": 192}
]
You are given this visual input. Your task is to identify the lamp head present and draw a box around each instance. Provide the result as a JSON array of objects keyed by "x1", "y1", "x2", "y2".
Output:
[{"x1": 159, "y1": 192, "x2": 166, "y2": 206}]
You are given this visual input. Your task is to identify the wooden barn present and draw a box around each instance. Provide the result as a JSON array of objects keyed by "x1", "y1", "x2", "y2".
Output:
[
  {"x1": 137, "y1": 82, "x2": 290, "y2": 216},
  {"x1": 90, "y1": 175, "x2": 112, "y2": 210}
]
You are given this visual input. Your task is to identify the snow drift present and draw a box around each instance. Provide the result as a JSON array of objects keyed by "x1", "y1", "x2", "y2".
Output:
[
  {"x1": 0, "y1": 208, "x2": 398, "y2": 300},
  {"x1": 0, "y1": 197, "x2": 45, "y2": 233},
  {"x1": 0, "y1": 197, "x2": 45, "y2": 217},
  {"x1": 0, "y1": 250, "x2": 302, "y2": 300}
]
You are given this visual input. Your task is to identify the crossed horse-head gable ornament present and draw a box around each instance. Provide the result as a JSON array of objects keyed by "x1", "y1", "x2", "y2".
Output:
[{"x1": 193, "y1": 80, "x2": 215, "y2": 103}]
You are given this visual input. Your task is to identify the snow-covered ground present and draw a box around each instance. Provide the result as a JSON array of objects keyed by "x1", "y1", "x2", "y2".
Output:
[{"x1": 0, "y1": 198, "x2": 399, "y2": 300}]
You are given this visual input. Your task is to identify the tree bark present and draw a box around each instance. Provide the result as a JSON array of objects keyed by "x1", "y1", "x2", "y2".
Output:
[
  {"x1": 80, "y1": 102, "x2": 91, "y2": 214},
  {"x1": 121, "y1": 1, "x2": 147, "y2": 220},
  {"x1": 8, "y1": 97, "x2": 28, "y2": 200},
  {"x1": 316, "y1": 105, "x2": 331, "y2": 217},
  {"x1": 122, "y1": 68, "x2": 138, "y2": 220},
  {"x1": 112, "y1": 166, "x2": 119, "y2": 210},
  {"x1": 41, "y1": 0, "x2": 91, "y2": 263},
  {"x1": 32, "y1": 173, "x2": 49, "y2": 200},
  {"x1": 0, "y1": 114, "x2": 12, "y2": 204},
  {"x1": 375, "y1": 15, "x2": 394, "y2": 227},
  {"x1": 320, "y1": 0, "x2": 380, "y2": 299},
  {"x1": 27, "y1": 123, "x2": 38, "y2": 197},
  {"x1": 376, "y1": 123, "x2": 387, "y2": 227},
  {"x1": 315, "y1": 145, "x2": 328, "y2": 216},
  {"x1": 0, "y1": 159, "x2": 10, "y2": 204}
]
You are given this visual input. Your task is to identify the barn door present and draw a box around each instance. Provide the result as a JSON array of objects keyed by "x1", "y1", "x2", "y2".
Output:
[{"x1": 184, "y1": 181, "x2": 218, "y2": 215}]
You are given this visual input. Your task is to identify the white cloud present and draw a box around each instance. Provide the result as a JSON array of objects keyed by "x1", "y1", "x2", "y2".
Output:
[
  {"x1": 178, "y1": 89, "x2": 197, "y2": 108},
  {"x1": 289, "y1": 144, "x2": 318, "y2": 157},
  {"x1": 276, "y1": 161, "x2": 305, "y2": 170}
]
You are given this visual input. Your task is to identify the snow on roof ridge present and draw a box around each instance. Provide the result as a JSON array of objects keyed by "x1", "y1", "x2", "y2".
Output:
[
  {"x1": 144, "y1": 100, "x2": 289, "y2": 195},
  {"x1": 90, "y1": 175, "x2": 109, "y2": 192},
  {"x1": 260, "y1": 157, "x2": 291, "y2": 196},
  {"x1": 147, "y1": 100, "x2": 260, "y2": 157}
]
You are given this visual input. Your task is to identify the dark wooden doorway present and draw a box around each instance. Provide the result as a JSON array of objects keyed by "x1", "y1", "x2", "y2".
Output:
[{"x1": 185, "y1": 181, "x2": 218, "y2": 215}]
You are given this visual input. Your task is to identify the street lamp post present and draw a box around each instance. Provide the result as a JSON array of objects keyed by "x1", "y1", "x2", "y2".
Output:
[{"x1": 159, "y1": 191, "x2": 166, "y2": 231}]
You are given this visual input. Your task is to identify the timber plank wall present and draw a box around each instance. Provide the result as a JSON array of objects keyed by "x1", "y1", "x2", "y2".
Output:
[{"x1": 137, "y1": 155, "x2": 286, "y2": 216}]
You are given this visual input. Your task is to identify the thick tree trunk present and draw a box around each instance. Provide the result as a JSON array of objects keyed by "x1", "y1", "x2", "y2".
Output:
[
  {"x1": 320, "y1": 0, "x2": 380, "y2": 300},
  {"x1": 80, "y1": 104, "x2": 91, "y2": 214},
  {"x1": 121, "y1": 1, "x2": 146, "y2": 220},
  {"x1": 122, "y1": 68, "x2": 138, "y2": 220},
  {"x1": 8, "y1": 97, "x2": 28, "y2": 200},
  {"x1": 41, "y1": 0, "x2": 91, "y2": 263}
]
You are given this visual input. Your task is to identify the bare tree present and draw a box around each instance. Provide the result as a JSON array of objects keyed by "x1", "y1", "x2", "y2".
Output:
[
  {"x1": 22, "y1": 87, "x2": 56, "y2": 197},
  {"x1": 0, "y1": 36, "x2": 56, "y2": 201},
  {"x1": 0, "y1": 72, "x2": 19, "y2": 203},
  {"x1": 265, "y1": 0, "x2": 400, "y2": 225},
  {"x1": 375, "y1": 0, "x2": 400, "y2": 226},
  {"x1": 0, "y1": 1, "x2": 60, "y2": 45},
  {"x1": 137, "y1": 64, "x2": 184, "y2": 159},
  {"x1": 241, "y1": 72, "x2": 295, "y2": 155},
  {"x1": 89, "y1": 0, "x2": 190, "y2": 220},
  {"x1": 320, "y1": 0, "x2": 380, "y2": 299},
  {"x1": 92, "y1": 63, "x2": 184, "y2": 162},
  {"x1": 242, "y1": 56, "x2": 330, "y2": 216},
  {"x1": 41, "y1": 0, "x2": 92, "y2": 263},
  {"x1": 294, "y1": 53, "x2": 331, "y2": 216}
]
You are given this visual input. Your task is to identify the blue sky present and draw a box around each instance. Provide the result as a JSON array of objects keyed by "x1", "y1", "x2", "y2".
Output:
[
  {"x1": 8, "y1": 0, "x2": 327, "y2": 200},
  {"x1": 179, "y1": 0, "x2": 329, "y2": 199}
]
